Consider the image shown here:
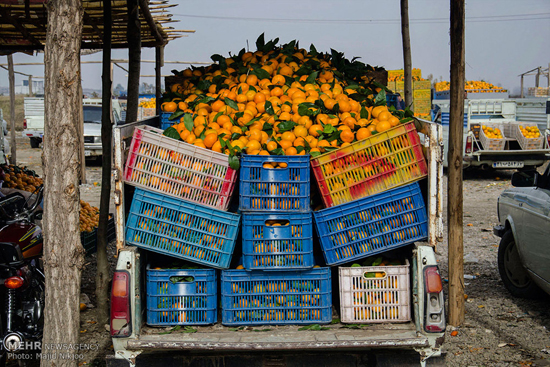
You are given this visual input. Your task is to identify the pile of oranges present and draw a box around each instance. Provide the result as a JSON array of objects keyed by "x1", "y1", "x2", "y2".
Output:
[
  {"x1": 159, "y1": 36, "x2": 408, "y2": 157},
  {"x1": 518, "y1": 125, "x2": 541, "y2": 139},
  {"x1": 482, "y1": 126, "x2": 503, "y2": 139},
  {"x1": 435, "y1": 80, "x2": 507, "y2": 93}
]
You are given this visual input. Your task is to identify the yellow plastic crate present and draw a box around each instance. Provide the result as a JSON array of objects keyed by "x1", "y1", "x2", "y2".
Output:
[{"x1": 310, "y1": 122, "x2": 428, "y2": 208}]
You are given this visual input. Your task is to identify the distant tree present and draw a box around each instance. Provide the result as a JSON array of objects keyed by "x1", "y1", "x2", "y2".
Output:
[
  {"x1": 114, "y1": 83, "x2": 125, "y2": 97},
  {"x1": 91, "y1": 91, "x2": 100, "y2": 98}
]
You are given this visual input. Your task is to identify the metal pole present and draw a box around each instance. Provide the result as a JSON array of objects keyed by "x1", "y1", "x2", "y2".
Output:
[
  {"x1": 448, "y1": 0, "x2": 465, "y2": 327},
  {"x1": 520, "y1": 75, "x2": 524, "y2": 98}
]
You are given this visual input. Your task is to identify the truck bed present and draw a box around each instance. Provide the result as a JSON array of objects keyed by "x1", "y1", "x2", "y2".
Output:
[{"x1": 130, "y1": 322, "x2": 427, "y2": 352}]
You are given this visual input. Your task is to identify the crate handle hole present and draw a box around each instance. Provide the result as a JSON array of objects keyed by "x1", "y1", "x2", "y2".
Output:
[
  {"x1": 265, "y1": 219, "x2": 290, "y2": 227},
  {"x1": 363, "y1": 271, "x2": 387, "y2": 279},
  {"x1": 169, "y1": 276, "x2": 195, "y2": 283},
  {"x1": 262, "y1": 162, "x2": 288, "y2": 170}
]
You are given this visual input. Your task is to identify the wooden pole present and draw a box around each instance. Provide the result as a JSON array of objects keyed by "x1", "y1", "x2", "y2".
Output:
[
  {"x1": 28, "y1": 75, "x2": 33, "y2": 96},
  {"x1": 126, "y1": 0, "x2": 141, "y2": 123},
  {"x1": 448, "y1": 0, "x2": 465, "y2": 327},
  {"x1": 7, "y1": 55, "x2": 16, "y2": 165},
  {"x1": 95, "y1": 0, "x2": 113, "y2": 327},
  {"x1": 400, "y1": 0, "x2": 413, "y2": 107},
  {"x1": 155, "y1": 45, "x2": 162, "y2": 116}
]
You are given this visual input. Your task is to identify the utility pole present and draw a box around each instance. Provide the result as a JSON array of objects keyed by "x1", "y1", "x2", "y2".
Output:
[{"x1": 448, "y1": 0, "x2": 466, "y2": 327}]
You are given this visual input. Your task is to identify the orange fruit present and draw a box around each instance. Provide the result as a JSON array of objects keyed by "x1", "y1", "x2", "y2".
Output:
[
  {"x1": 377, "y1": 111, "x2": 391, "y2": 122},
  {"x1": 203, "y1": 133, "x2": 218, "y2": 148},
  {"x1": 279, "y1": 139, "x2": 293, "y2": 150},
  {"x1": 266, "y1": 141, "x2": 278, "y2": 151},
  {"x1": 371, "y1": 106, "x2": 387, "y2": 118},
  {"x1": 309, "y1": 124, "x2": 323, "y2": 137},
  {"x1": 356, "y1": 128, "x2": 372, "y2": 141},
  {"x1": 324, "y1": 98, "x2": 337, "y2": 110},
  {"x1": 340, "y1": 130, "x2": 354, "y2": 143},
  {"x1": 285, "y1": 146, "x2": 298, "y2": 155},
  {"x1": 376, "y1": 121, "x2": 392, "y2": 133},
  {"x1": 161, "y1": 101, "x2": 177, "y2": 113},
  {"x1": 281, "y1": 131, "x2": 296, "y2": 142},
  {"x1": 294, "y1": 126, "x2": 308, "y2": 138}
]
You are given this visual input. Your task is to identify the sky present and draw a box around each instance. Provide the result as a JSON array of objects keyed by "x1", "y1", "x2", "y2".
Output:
[{"x1": 1, "y1": 0, "x2": 549, "y2": 95}]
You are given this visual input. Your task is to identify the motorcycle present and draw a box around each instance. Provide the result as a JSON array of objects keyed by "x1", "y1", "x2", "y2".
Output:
[{"x1": 0, "y1": 185, "x2": 44, "y2": 366}]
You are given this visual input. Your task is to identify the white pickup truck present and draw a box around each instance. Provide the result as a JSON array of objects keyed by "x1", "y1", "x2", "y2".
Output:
[
  {"x1": 107, "y1": 117, "x2": 447, "y2": 367},
  {"x1": 433, "y1": 97, "x2": 550, "y2": 170},
  {"x1": 21, "y1": 97, "x2": 122, "y2": 157}
]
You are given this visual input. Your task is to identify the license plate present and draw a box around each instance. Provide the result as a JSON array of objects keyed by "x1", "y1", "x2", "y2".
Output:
[
  {"x1": 492, "y1": 161, "x2": 524, "y2": 168},
  {"x1": 85, "y1": 150, "x2": 92, "y2": 157}
]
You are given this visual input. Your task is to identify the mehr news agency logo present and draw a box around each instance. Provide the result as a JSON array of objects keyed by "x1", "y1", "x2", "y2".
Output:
[{"x1": 2, "y1": 332, "x2": 98, "y2": 360}]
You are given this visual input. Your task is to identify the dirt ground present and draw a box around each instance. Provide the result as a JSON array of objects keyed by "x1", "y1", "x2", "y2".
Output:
[{"x1": 7, "y1": 135, "x2": 550, "y2": 366}]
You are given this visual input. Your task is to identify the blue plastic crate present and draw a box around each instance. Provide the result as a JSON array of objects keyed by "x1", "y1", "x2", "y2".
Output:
[
  {"x1": 221, "y1": 268, "x2": 332, "y2": 326},
  {"x1": 242, "y1": 211, "x2": 314, "y2": 271},
  {"x1": 146, "y1": 267, "x2": 217, "y2": 326},
  {"x1": 239, "y1": 154, "x2": 310, "y2": 212},
  {"x1": 160, "y1": 112, "x2": 174, "y2": 130},
  {"x1": 313, "y1": 182, "x2": 428, "y2": 266},
  {"x1": 125, "y1": 188, "x2": 241, "y2": 269}
]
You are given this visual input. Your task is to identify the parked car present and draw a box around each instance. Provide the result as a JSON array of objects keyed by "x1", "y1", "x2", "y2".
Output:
[
  {"x1": 494, "y1": 166, "x2": 550, "y2": 297},
  {"x1": 82, "y1": 99, "x2": 122, "y2": 158}
]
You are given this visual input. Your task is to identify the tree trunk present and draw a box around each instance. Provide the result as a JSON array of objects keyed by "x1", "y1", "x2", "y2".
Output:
[
  {"x1": 29, "y1": 75, "x2": 33, "y2": 96},
  {"x1": 448, "y1": 0, "x2": 466, "y2": 327},
  {"x1": 41, "y1": 0, "x2": 84, "y2": 365},
  {"x1": 400, "y1": 0, "x2": 413, "y2": 108},
  {"x1": 8, "y1": 54, "x2": 16, "y2": 164},
  {"x1": 126, "y1": 0, "x2": 141, "y2": 123},
  {"x1": 96, "y1": 0, "x2": 112, "y2": 327}
]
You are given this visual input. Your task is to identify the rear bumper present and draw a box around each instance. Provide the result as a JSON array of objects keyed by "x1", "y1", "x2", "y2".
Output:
[
  {"x1": 126, "y1": 324, "x2": 430, "y2": 352},
  {"x1": 22, "y1": 130, "x2": 43, "y2": 138},
  {"x1": 464, "y1": 151, "x2": 550, "y2": 167}
]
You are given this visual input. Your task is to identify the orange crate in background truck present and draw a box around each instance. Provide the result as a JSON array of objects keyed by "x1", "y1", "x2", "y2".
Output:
[{"x1": 106, "y1": 116, "x2": 446, "y2": 367}]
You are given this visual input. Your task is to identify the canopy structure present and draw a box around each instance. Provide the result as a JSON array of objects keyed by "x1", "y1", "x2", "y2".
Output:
[{"x1": 0, "y1": 0, "x2": 192, "y2": 53}]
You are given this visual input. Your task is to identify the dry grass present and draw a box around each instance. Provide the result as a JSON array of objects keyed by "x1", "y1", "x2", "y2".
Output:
[{"x1": 0, "y1": 95, "x2": 26, "y2": 131}]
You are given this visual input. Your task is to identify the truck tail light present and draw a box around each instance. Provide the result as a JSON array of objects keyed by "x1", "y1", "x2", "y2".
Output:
[
  {"x1": 465, "y1": 135, "x2": 473, "y2": 154},
  {"x1": 110, "y1": 271, "x2": 131, "y2": 338},
  {"x1": 23, "y1": 119, "x2": 27, "y2": 130},
  {"x1": 424, "y1": 266, "x2": 446, "y2": 333}
]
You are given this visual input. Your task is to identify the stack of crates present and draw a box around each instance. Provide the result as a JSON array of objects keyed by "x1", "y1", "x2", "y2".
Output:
[
  {"x1": 220, "y1": 154, "x2": 332, "y2": 326},
  {"x1": 310, "y1": 120, "x2": 429, "y2": 324},
  {"x1": 122, "y1": 125, "x2": 242, "y2": 326},
  {"x1": 386, "y1": 69, "x2": 432, "y2": 120}
]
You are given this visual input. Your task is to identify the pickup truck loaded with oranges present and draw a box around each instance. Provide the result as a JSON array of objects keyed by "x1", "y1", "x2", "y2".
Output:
[{"x1": 108, "y1": 35, "x2": 446, "y2": 367}]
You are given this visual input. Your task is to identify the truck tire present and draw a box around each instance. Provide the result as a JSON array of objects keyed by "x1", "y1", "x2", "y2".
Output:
[
  {"x1": 29, "y1": 138, "x2": 41, "y2": 149},
  {"x1": 497, "y1": 230, "x2": 541, "y2": 298}
]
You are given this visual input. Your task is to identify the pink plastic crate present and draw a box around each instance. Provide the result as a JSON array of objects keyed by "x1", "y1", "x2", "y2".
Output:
[{"x1": 124, "y1": 125, "x2": 237, "y2": 210}]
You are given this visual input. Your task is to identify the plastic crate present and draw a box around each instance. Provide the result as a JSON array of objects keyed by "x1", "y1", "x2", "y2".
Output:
[
  {"x1": 339, "y1": 260, "x2": 411, "y2": 323},
  {"x1": 125, "y1": 188, "x2": 241, "y2": 269},
  {"x1": 241, "y1": 212, "x2": 314, "y2": 271},
  {"x1": 515, "y1": 123, "x2": 544, "y2": 150},
  {"x1": 310, "y1": 121, "x2": 428, "y2": 208},
  {"x1": 124, "y1": 125, "x2": 238, "y2": 211},
  {"x1": 160, "y1": 112, "x2": 174, "y2": 130},
  {"x1": 239, "y1": 154, "x2": 310, "y2": 212},
  {"x1": 313, "y1": 182, "x2": 428, "y2": 266},
  {"x1": 479, "y1": 123, "x2": 506, "y2": 151},
  {"x1": 221, "y1": 268, "x2": 332, "y2": 326},
  {"x1": 146, "y1": 266, "x2": 217, "y2": 326},
  {"x1": 80, "y1": 216, "x2": 116, "y2": 255}
]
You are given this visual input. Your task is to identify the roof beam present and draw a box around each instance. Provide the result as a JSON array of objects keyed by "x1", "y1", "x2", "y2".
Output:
[
  {"x1": 0, "y1": 5, "x2": 42, "y2": 46},
  {"x1": 138, "y1": 0, "x2": 164, "y2": 45},
  {"x1": 83, "y1": 10, "x2": 103, "y2": 40}
]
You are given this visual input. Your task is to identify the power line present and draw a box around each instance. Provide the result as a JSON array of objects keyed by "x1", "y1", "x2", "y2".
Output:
[{"x1": 171, "y1": 12, "x2": 550, "y2": 24}]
